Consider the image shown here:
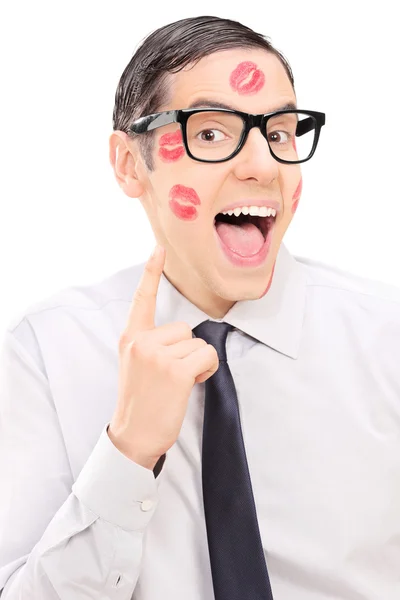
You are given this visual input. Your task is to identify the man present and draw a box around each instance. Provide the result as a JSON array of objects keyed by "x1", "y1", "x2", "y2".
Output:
[{"x1": 1, "y1": 14, "x2": 400, "y2": 600}]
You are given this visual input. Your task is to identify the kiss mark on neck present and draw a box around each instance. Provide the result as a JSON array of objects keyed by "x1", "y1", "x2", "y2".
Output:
[
  {"x1": 291, "y1": 177, "x2": 303, "y2": 214},
  {"x1": 159, "y1": 130, "x2": 185, "y2": 162},
  {"x1": 169, "y1": 184, "x2": 201, "y2": 221},
  {"x1": 259, "y1": 261, "x2": 276, "y2": 298},
  {"x1": 229, "y1": 61, "x2": 265, "y2": 95}
]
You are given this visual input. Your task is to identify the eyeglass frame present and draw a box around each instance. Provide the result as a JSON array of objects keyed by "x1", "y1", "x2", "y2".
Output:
[{"x1": 129, "y1": 107, "x2": 326, "y2": 165}]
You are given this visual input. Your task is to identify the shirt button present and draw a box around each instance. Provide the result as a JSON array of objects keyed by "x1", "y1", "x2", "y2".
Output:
[{"x1": 141, "y1": 499, "x2": 154, "y2": 512}]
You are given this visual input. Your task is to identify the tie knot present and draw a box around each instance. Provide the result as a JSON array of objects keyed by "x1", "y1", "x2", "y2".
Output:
[{"x1": 192, "y1": 320, "x2": 233, "y2": 361}]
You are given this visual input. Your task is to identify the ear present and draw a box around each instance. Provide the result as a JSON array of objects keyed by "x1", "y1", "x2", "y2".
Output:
[{"x1": 109, "y1": 131, "x2": 146, "y2": 198}]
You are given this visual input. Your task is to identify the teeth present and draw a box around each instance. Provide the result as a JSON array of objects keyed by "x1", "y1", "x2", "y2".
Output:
[{"x1": 222, "y1": 206, "x2": 277, "y2": 218}]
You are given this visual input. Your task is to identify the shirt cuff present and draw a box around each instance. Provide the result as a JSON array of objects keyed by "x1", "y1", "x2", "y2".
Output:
[{"x1": 72, "y1": 422, "x2": 167, "y2": 532}]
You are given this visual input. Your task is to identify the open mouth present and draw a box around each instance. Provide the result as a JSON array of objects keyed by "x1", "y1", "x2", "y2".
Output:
[
  {"x1": 213, "y1": 211, "x2": 277, "y2": 266},
  {"x1": 213, "y1": 212, "x2": 276, "y2": 239}
]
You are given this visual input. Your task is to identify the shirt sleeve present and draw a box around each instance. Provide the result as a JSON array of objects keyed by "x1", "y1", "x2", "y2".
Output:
[{"x1": 0, "y1": 326, "x2": 166, "y2": 599}]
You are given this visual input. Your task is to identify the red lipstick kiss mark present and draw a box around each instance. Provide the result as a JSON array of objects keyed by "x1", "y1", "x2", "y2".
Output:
[
  {"x1": 291, "y1": 177, "x2": 303, "y2": 214},
  {"x1": 259, "y1": 261, "x2": 276, "y2": 298},
  {"x1": 169, "y1": 184, "x2": 201, "y2": 221},
  {"x1": 229, "y1": 61, "x2": 265, "y2": 96},
  {"x1": 158, "y1": 130, "x2": 185, "y2": 162}
]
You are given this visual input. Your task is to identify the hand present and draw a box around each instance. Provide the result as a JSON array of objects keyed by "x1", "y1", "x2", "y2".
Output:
[{"x1": 108, "y1": 245, "x2": 219, "y2": 470}]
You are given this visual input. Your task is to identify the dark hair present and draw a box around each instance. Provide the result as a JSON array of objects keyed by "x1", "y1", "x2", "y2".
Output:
[{"x1": 112, "y1": 15, "x2": 296, "y2": 172}]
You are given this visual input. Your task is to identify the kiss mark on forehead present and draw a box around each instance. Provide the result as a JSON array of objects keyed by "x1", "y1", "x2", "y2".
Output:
[
  {"x1": 158, "y1": 130, "x2": 185, "y2": 162},
  {"x1": 169, "y1": 184, "x2": 201, "y2": 221},
  {"x1": 291, "y1": 177, "x2": 303, "y2": 214},
  {"x1": 229, "y1": 61, "x2": 265, "y2": 95}
]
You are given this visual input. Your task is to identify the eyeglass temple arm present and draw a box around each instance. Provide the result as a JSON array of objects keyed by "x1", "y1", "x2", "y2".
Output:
[
  {"x1": 296, "y1": 117, "x2": 314, "y2": 137},
  {"x1": 295, "y1": 112, "x2": 326, "y2": 136},
  {"x1": 130, "y1": 110, "x2": 178, "y2": 134}
]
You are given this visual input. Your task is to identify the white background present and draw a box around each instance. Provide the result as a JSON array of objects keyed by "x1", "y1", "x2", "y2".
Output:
[{"x1": 1, "y1": 1, "x2": 399, "y2": 337}]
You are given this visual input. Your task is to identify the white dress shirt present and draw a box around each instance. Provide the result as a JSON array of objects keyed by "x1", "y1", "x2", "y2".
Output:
[{"x1": 1, "y1": 241, "x2": 400, "y2": 600}]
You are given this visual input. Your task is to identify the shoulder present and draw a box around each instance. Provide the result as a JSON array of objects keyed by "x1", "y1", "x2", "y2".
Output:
[
  {"x1": 5, "y1": 262, "x2": 146, "y2": 343},
  {"x1": 295, "y1": 252, "x2": 400, "y2": 313}
]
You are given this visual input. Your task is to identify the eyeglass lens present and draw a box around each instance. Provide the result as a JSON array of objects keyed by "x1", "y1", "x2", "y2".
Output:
[{"x1": 186, "y1": 111, "x2": 317, "y2": 162}]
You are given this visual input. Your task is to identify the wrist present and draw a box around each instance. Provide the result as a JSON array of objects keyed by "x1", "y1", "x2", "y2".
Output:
[{"x1": 107, "y1": 425, "x2": 159, "y2": 470}]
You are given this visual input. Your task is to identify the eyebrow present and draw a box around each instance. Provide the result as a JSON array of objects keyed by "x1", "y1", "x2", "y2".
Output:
[{"x1": 187, "y1": 99, "x2": 298, "y2": 113}]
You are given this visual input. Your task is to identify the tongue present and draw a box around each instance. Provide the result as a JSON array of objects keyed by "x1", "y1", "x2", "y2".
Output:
[{"x1": 215, "y1": 221, "x2": 265, "y2": 257}]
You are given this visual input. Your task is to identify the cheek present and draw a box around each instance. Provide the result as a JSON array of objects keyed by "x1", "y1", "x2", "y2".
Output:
[
  {"x1": 158, "y1": 130, "x2": 185, "y2": 163},
  {"x1": 291, "y1": 177, "x2": 303, "y2": 214},
  {"x1": 168, "y1": 184, "x2": 201, "y2": 221},
  {"x1": 229, "y1": 61, "x2": 265, "y2": 95}
]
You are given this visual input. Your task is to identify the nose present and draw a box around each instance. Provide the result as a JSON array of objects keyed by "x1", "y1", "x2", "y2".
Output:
[{"x1": 231, "y1": 126, "x2": 280, "y2": 183}]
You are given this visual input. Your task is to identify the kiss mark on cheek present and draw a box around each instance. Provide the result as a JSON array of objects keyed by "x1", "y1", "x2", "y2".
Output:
[
  {"x1": 259, "y1": 262, "x2": 276, "y2": 298},
  {"x1": 229, "y1": 61, "x2": 265, "y2": 95},
  {"x1": 158, "y1": 130, "x2": 185, "y2": 162},
  {"x1": 291, "y1": 177, "x2": 303, "y2": 214},
  {"x1": 169, "y1": 184, "x2": 201, "y2": 221}
]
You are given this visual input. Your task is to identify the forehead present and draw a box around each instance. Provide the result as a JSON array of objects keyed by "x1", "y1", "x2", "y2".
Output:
[{"x1": 164, "y1": 48, "x2": 295, "y2": 113}]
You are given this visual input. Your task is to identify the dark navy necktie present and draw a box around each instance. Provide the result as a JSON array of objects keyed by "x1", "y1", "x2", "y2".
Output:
[{"x1": 192, "y1": 320, "x2": 274, "y2": 600}]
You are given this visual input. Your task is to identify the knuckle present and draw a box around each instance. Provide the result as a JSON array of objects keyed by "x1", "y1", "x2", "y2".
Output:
[
  {"x1": 176, "y1": 321, "x2": 193, "y2": 338},
  {"x1": 127, "y1": 339, "x2": 140, "y2": 354},
  {"x1": 143, "y1": 261, "x2": 156, "y2": 275},
  {"x1": 205, "y1": 342, "x2": 216, "y2": 357},
  {"x1": 133, "y1": 288, "x2": 147, "y2": 303},
  {"x1": 118, "y1": 331, "x2": 130, "y2": 349},
  {"x1": 119, "y1": 331, "x2": 144, "y2": 351},
  {"x1": 125, "y1": 336, "x2": 146, "y2": 358}
]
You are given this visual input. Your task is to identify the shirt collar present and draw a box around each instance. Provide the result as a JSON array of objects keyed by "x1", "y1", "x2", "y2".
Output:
[{"x1": 155, "y1": 242, "x2": 307, "y2": 360}]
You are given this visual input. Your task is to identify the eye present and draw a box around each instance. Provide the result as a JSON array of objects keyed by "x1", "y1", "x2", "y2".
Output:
[
  {"x1": 197, "y1": 129, "x2": 226, "y2": 143},
  {"x1": 268, "y1": 130, "x2": 291, "y2": 144}
]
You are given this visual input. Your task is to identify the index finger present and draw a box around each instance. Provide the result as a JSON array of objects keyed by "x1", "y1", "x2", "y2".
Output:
[{"x1": 125, "y1": 244, "x2": 166, "y2": 338}]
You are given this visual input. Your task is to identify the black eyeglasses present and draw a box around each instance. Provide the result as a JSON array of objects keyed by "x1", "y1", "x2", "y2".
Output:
[{"x1": 130, "y1": 107, "x2": 326, "y2": 164}]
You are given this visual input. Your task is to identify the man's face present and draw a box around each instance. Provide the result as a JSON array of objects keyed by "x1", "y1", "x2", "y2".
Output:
[{"x1": 112, "y1": 48, "x2": 302, "y2": 318}]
